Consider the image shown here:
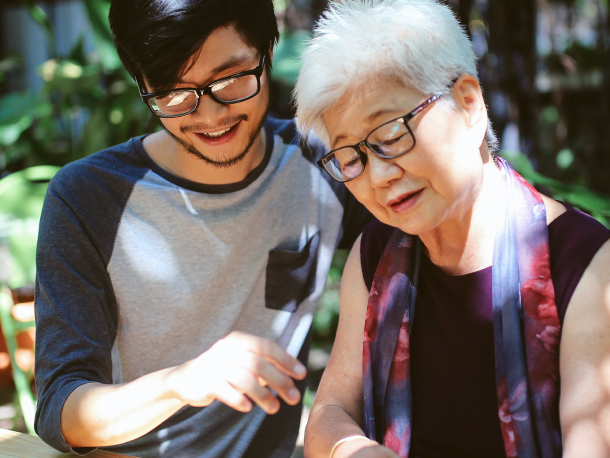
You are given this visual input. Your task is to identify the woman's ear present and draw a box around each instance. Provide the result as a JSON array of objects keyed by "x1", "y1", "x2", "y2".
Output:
[{"x1": 451, "y1": 74, "x2": 487, "y2": 141}]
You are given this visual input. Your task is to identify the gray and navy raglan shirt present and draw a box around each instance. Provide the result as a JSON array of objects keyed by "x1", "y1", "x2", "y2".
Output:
[{"x1": 34, "y1": 117, "x2": 370, "y2": 458}]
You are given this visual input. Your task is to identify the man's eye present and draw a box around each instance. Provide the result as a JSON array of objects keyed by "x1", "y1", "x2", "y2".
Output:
[
  {"x1": 165, "y1": 92, "x2": 191, "y2": 107},
  {"x1": 211, "y1": 78, "x2": 236, "y2": 93}
]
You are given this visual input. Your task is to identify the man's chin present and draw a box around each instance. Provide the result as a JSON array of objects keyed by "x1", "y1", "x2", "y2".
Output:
[
  {"x1": 184, "y1": 142, "x2": 252, "y2": 169},
  {"x1": 164, "y1": 116, "x2": 266, "y2": 170}
]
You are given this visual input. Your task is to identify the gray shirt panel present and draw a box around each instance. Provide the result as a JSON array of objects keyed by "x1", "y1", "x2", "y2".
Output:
[{"x1": 108, "y1": 135, "x2": 343, "y2": 383}]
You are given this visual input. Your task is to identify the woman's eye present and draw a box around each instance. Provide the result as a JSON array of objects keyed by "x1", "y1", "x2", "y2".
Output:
[
  {"x1": 381, "y1": 134, "x2": 404, "y2": 146},
  {"x1": 341, "y1": 157, "x2": 361, "y2": 170}
]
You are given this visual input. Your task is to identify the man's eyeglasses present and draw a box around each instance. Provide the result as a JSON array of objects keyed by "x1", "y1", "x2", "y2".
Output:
[
  {"x1": 317, "y1": 93, "x2": 443, "y2": 183},
  {"x1": 137, "y1": 55, "x2": 265, "y2": 118}
]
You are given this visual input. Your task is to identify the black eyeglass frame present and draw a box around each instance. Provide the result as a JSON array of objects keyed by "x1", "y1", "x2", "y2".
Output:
[
  {"x1": 317, "y1": 93, "x2": 443, "y2": 183},
  {"x1": 137, "y1": 55, "x2": 265, "y2": 119}
]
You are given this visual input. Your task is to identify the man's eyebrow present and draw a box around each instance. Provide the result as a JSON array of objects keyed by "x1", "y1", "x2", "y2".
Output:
[
  {"x1": 210, "y1": 55, "x2": 253, "y2": 75},
  {"x1": 177, "y1": 55, "x2": 254, "y2": 85}
]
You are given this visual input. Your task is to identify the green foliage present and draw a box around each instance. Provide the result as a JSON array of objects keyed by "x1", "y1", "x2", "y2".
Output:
[
  {"x1": 0, "y1": 0, "x2": 153, "y2": 172},
  {"x1": 20, "y1": 0, "x2": 55, "y2": 47},
  {"x1": 0, "y1": 92, "x2": 52, "y2": 146},
  {"x1": 272, "y1": 30, "x2": 312, "y2": 86},
  {"x1": 81, "y1": 0, "x2": 123, "y2": 72},
  {"x1": 503, "y1": 150, "x2": 610, "y2": 226},
  {"x1": 312, "y1": 249, "x2": 348, "y2": 349},
  {"x1": 0, "y1": 166, "x2": 59, "y2": 288}
]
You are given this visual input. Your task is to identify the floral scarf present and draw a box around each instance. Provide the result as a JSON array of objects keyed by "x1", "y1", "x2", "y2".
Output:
[{"x1": 362, "y1": 157, "x2": 562, "y2": 458}]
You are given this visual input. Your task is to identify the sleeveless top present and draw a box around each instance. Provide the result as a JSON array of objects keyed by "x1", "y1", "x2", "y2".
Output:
[{"x1": 360, "y1": 205, "x2": 610, "y2": 457}]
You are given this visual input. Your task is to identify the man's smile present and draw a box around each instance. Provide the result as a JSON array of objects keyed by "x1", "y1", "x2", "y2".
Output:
[
  {"x1": 192, "y1": 121, "x2": 242, "y2": 146},
  {"x1": 201, "y1": 127, "x2": 232, "y2": 137}
]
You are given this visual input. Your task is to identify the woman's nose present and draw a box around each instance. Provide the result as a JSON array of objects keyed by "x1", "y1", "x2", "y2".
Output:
[{"x1": 365, "y1": 150, "x2": 403, "y2": 188}]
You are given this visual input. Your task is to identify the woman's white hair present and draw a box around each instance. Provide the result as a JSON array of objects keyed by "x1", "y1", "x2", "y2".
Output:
[{"x1": 294, "y1": 0, "x2": 498, "y2": 151}]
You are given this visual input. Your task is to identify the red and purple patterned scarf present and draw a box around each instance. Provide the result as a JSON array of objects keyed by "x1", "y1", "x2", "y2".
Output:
[{"x1": 362, "y1": 157, "x2": 562, "y2": 457}]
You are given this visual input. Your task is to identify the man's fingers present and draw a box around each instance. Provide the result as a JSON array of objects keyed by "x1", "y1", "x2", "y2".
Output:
[
  {"x1": 239, "y1": 355, "x2": 302, "y2": 406},
  {"x1": 225, "y1": 332, "x2": 306, "y2": 379},
  {"x1": 214, "y1": 381, "x2": 253, "y2": 413},
  {"x1": 225, "y1": 366, "x2": 281, "y2": 414}
]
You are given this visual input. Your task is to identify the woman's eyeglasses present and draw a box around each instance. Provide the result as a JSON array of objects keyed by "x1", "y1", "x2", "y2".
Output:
[
  {"x1": 137, "y1": 56, "x2": 265, "y2": 118},
  {"x1": 317, "y1": 93, "x2": 443, "y2": 183}
]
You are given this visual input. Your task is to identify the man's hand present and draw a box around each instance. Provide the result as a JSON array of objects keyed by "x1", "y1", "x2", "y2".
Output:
[{"x1": 166, "y1": 331, "x2": 307, "y2": 414}]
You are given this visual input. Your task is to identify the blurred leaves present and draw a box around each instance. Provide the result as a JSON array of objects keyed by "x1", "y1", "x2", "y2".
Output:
[
  {"x1": 81, "y1": 0, "x2": 123, "y2": 72},
  {"x1": 0, "y1": 0, "x2": 153, "y2": 171},
  {"x1": 503, "y1": 149, "x2": 610, "y2": 226},
  {"x1": 20, "y1": 0, "x2": 55, "y2": 45},
  {"x1": 0, "y1": 92, "x2": 51, "y2": 147},
  {"x1": 273, "y1": 30, "x2": 312, "y2": 86},
  {"x1": 312, "y1": 249, "x2": 347, "y2": 349}
]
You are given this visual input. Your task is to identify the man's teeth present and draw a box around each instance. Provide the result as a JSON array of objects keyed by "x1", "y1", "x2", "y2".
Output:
[{"x1": 202, "y1": 127, "x2": 232, "y2": 138}]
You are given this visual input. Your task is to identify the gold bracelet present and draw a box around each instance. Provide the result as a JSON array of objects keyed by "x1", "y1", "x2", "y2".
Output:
[{"x1": 329, "y1": 435, "x2": 370, "y2": 458}]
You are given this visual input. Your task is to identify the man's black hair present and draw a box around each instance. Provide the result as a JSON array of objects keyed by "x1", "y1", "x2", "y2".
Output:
[{"x1": 109, "y1": 0, "x2": 279, "y2": 93}]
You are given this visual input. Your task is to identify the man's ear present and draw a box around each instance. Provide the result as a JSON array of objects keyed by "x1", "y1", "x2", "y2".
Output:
[{"x1": 451, "y1": 74, "x2": 487, "y2": 140}]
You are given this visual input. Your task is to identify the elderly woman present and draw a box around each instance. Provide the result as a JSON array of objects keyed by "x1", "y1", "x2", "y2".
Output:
[{"x1": 294, "y1": 1, "x2": 610, "y2": 458}]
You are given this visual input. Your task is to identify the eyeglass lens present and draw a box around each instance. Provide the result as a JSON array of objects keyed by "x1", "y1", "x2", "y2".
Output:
[
  {"x1": 148, "y1": 74, "x2": 260, "y2": 116},
  {"x1": 325, "y1": 117, "x2": 414, "y2": 182}
]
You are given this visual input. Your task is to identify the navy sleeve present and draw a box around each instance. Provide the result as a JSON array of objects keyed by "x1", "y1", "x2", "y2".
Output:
[{"x1": 34, "y1": 141, "x2": 148, "y2": 453}]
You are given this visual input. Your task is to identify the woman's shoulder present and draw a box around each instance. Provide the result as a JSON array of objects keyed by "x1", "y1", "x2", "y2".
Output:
[
  {"x1": 548, "y1": 204, "x2": 610, "y2": 323},
  {"x1": 360, "y1": 219, "x2": 396, "y2": 291}
]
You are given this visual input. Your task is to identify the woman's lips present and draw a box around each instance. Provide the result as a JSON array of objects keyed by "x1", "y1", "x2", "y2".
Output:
[
  {"x1": 192, "y1": 121, "x2": 240, "y2": 146},
  {"x1": 388, "y1": 189, "x2": 424, "y2": 214}
]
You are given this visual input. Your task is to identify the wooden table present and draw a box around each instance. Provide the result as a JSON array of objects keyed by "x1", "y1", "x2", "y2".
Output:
[{"x1": 0, "y1": 429, "x2": 134, "y2": 457}]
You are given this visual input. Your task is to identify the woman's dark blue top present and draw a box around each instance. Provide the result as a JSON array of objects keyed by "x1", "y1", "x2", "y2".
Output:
[{"x1": 360, "y1": 205, "x2": 610, "y2": 458}]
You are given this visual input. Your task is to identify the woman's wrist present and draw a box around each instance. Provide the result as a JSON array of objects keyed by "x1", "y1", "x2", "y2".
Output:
[{"x1": 329, "y1": 435, "x2": 377, "y2": 458}]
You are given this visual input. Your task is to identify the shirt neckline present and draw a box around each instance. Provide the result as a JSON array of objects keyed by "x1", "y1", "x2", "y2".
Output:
[{"x1": 131, "y1": 120, "x2": 274, "y2": 194}]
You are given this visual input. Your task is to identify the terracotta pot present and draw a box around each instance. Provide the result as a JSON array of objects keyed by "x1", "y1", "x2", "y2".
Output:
[{"x1": 0, "y1": 288, "x2": 35, "y2": 389}]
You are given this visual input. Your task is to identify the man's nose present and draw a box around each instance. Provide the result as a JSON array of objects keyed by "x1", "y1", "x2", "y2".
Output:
[{"x1": 191, "y1": 93, "x2": 230, "y2": 123}]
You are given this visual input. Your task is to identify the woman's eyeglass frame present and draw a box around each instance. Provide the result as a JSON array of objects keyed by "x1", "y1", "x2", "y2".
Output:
[
  {"x1": 136, "y1": 55, "x2": 265, "y2": 119},
  {"x1": 317, "y1": 93, "x2": 444, "y2": 183}
]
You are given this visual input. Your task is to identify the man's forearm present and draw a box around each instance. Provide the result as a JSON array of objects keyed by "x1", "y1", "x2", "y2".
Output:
[
  {"x1": 60, "y1": 331, "x2": 306, "y2": 448},
  {"x1": 61, "y1": 367, "x2": 185, "y2": 448}
]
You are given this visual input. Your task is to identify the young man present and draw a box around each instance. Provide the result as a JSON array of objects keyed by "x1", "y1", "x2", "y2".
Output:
[{"x1": 33, "y1": 1, "x2": 369, "y2": 457}]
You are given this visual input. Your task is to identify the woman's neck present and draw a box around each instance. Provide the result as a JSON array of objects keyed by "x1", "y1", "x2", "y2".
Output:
[{"x1": 419, "y1": 160, "x2": 502, "y2": 276}]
